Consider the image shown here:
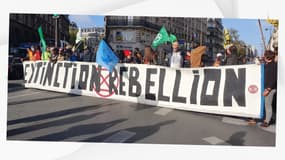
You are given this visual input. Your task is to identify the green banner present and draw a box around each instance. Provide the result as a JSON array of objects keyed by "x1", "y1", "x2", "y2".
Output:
[
  {"x1": 169, "y1": 34, "x2": 177, "y2": 43},
  {"x1": 151, "y1": 26, "x2": 169, "y2": 49},
  {"x1": 38, "y1": 26, "x2": 47, "y2": 52}
]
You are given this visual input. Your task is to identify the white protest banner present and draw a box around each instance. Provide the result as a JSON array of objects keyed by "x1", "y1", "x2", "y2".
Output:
[{"x1": 23, "y1": 61, "x2": 264, "y2": 118}]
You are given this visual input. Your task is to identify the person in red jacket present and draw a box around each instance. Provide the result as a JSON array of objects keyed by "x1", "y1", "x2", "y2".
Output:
[{"x1": 34, "y1": 46, "x2": 41, "y2": 61}]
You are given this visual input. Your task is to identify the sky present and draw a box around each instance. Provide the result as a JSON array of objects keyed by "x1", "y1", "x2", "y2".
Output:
[
  {"x1": 69, "y1": 15, "x2": 275, "y2": 55},
  {"x1": 69, "y1": 15, "x2": 105, "y2": 28},
  {"x1": 222, "y1": 18, "x2": 274, "y2": 55}
]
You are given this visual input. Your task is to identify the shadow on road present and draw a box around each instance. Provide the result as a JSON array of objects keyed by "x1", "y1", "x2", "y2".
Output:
[
  {"x1": 8, "y1": 93, "x2": 81, "y2": 106},
  {"x1": 131, "y1": 103, "x2": 157, "y2": 111},
  {"x1": 7, "y1": 103, "x2": 116, "y2": 126},
  {"x1": 30, "y1": 118, "x2": 128, "y2": 141},
  {"x1": 82, "y1": 120, "x2": 176, "y2": 143},
  {"x1": 8, "y1": 83, "x2": 25, "y2": 92},
  {"x1": 7, "y1": 111, "x2": 107, "y2": 137},
  {"x1": 225, "y1": 131, "x2": 246, "y2": 146}
]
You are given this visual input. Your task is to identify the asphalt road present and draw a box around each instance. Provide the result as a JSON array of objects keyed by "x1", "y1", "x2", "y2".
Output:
[{"x1": 7, "y1": 80, "x2": 275, "y2": 146}]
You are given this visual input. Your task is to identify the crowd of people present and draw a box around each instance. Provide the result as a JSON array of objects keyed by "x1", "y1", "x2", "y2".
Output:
[
  {"x1": 114, "y1": 41, "x2": 253, "y2": 68},
  {"x1": 24, "y1": 45, "x2": 97, "y2": 63},
  {"x1": 24, "y1": 40, "x2": 254, "y2": 69}
]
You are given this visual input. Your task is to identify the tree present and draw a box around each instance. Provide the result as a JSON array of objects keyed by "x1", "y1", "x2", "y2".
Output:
[
  {"x1": 227, "y1": 28, "x2": 247, "y2": 55},
  {"x1": 69, "y1": 22, "x2": 78, "y2": 46},
  {"x1": 228, "y1": 28, "x2": 239, "y2": 42},
  {"x1": 225, "y1": 28, "x2": 250, "y2": 64}
]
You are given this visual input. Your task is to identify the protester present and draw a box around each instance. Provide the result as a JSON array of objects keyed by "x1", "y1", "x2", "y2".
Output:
[
  {"x1": 41, "y1": 47, "x2": 51, "y2": 61},
  {"x1": 64, "y1": 46, "x2": 73, "y2": 61},
  {"x1": 169, "y1": 41, "x2": 183, "y2": 68},
  {"x1": 224, "y1": 44, "x2": 238, "y2": 65},
  {"x1": 213, "y1": 53, "x2": 223, "y2": 67},
  {"x1": 34, "y1": 46, "x2": 41, "y2": 61},
  {"x1": 133, "y1": 48, "x2": 143, "y2": 64},
  {"x1": 50, "y1": 47, "x2": 59, "y2": 63},
  {"x1": 274, "y1": 47, "x2": 278, "y2": 62},
  {"x1": 123, "y1": 50, "x2": 134, "y2": 63},
  {"x1": 91, "y1": 46, "x2": 98, "y2": 62},
  {"x1": 82, "y1": 47, "x2": 91, "y2": 62},
  {"x1": 143, "y1": 46, "x2": 157, "y2": 65},
  {"x1": 190, "y1": 45, "x2": 206, "y2": 68},
  {"x1": 57, "y1": 48, "x2": 65, "y2": 61},
  {"x1": 27, "y1": 46, "x2": 35, "y2": 61},
  {"x1": 238, "y1": 52, "x2": 246, "y2": 64},
  {"x1": 69, "y1": 51, "x2": 78, "y2": 61},
  {"x1": 184, "y1": 49, "x2": 191, "y2": 67},
  {"x1": 77, "y1": 50, "x2": 84, "y2": 61},
  {"x1": 261, "y1": 50, "x2": 277, "y2": 127}
]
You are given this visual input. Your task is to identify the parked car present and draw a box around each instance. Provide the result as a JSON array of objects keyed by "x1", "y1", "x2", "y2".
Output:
[
  {"x1": 9, "y1": 47, "x2": 28, "y2": 58},
  {"x1": 8, "y1": 54, "x2": 24, "y2": 80}
]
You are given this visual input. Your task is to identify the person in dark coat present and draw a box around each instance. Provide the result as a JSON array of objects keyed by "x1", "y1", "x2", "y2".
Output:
[
  {"x1": 261, "y1": 50, "x2": 277, "y2": 127},
  {"x1": 225, "y1": 44, "x2": 238, "y2": 65}
]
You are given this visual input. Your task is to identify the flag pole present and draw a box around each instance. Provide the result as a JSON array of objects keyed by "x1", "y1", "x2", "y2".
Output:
[
  {"x1": 258, "y1": 19, "x2": 267, "y2": 53},
  {"x1": 200, "y1": 18, "x2": 203, "y2": 46}
]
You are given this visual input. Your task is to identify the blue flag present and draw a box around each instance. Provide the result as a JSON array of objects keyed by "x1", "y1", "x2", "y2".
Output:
[{"x1": 96, "y1": 40, "x2": 119, "y2": 72}]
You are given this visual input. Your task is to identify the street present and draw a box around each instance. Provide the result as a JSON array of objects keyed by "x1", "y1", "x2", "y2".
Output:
[{"x1": 7, "y1": 80, "x2": 275, "y2": 146}]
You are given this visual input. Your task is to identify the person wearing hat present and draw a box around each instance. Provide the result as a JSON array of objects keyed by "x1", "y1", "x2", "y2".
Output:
[
  {"x1": 213, "y1": 53, "x2": 223, "y2": 67},
  {"x1": 123, "y1": 50, "x2": 134, "y2": 63}
]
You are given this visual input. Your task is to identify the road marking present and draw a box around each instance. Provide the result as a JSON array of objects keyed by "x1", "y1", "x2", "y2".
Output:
[
  {"x1": 257, "y1": 123, "x2": 276, "y2": 133},
  {"x1": 154, "y1": 108, "x2": 173, "y2": 116},
  {"x1": 8, "y1": 91, "x2": 45, "y2": 99},
  {"x1": 222, "y1": 117, "x2": 248, "y2": 126},
  {"x1": 203, "y1": 136, "x2": 230, "y2": 145},
  {"x1": 103, "y1": 130, "x2": 136, "y2": 143}
]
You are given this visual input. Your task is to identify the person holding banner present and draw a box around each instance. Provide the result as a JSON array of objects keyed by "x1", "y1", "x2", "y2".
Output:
[
  {"x1": 143, "y1": 46, "x2": 157, "y2": 65},
  {"x1": 50, "y1": 47, "x2": 59, "y2": 64},
  {"x1": 34, "y1": 46, "x2": 41, "y2": 61},
  {"x1": 57, "y1": 48, "x2": 65, "y2": 61},
  {"x1": 27, "y1": 46, "x2": 35, "y2": 61},
  {"x1": 224, "y1": 44, "x2": 238, "y2": 65},
  {"x1": 134, "y1": 48, "x2": 143, "y2": 64},
  {"x1": 213, "y1": 53, "x2": 223, "y2": 67},
  {"x1": 41, "y1": 47, "x2": 51, "y2": 61},
  {"x1": 169, "y1": 41, "x2": 183, "y2": 68},
  {"x1": 261, "y1": 50, "x2": 277, "y2": 127}
]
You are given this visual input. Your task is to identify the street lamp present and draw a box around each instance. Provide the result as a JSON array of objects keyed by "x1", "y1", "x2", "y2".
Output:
[{"x1": 53, "y1": 14, "x2": 60, "y2": 47}]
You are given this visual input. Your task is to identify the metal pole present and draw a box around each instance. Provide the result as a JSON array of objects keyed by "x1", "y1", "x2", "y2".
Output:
[
  {"x1": 258, "y1": 19, "x2": 267, "y2": 52},
  {"x1": 200, "y1": 18, "x2": 203, "y2": 46},
  {"x1": 55, "y1": 17, "x2": 58, "y2": 47}
]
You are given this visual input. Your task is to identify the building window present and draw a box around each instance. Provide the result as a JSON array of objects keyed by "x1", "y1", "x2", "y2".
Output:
[{"x1": 128, "y1": 16, "x2": 133, "y2": 25}]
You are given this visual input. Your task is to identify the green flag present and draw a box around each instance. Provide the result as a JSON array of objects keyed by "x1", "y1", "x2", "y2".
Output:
[
  {"x1": 38, "y1": 26, "x2": 47, "y2": 52},
  {"x1": 152, "y1": 26, "x2": 169, "y2": 49},
  {"x1": 169, "y1": 34, "x2": 177, "y2": 43},
  {"x1": 53, "y1": 14, "x2": 59, "y2": 18}
]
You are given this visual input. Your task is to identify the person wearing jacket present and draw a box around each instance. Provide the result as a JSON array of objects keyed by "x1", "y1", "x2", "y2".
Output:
[
  {"x1": 41, "y1": 47, "x2": 51, "y2": 61},
  {"x1": 225, "y1": 44, "x2": 238, "y2": 65},
  {"x1": 261, "y1": 50, "x2": 277, "y2": 127}
]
